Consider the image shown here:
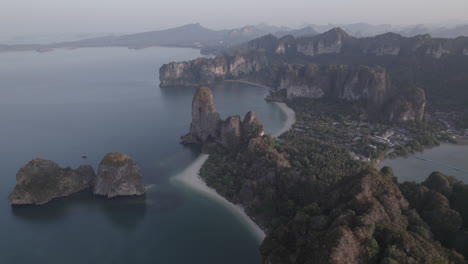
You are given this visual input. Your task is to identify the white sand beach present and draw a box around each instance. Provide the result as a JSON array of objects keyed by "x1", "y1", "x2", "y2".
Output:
[
  {"x1": 171, "y1": 154, "x2": 266, "y2": 242},
  {"x1": 273, "y1": 102, "x2": 296, "y2": 138}
]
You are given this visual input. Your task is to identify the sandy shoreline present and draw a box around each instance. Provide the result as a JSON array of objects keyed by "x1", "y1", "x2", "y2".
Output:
[
  {"x1": 224, "y1": 79, "x2": 271, "y2": 89},
  {"x1": 171, "y1": 154, "x2": 266, "y2": 242},
  {"x1": 273, "y1": 102, "x2": 296, "y2": 138},
  {"x1": 171, "y1": 83, "x2": 296, "y2": 243}
]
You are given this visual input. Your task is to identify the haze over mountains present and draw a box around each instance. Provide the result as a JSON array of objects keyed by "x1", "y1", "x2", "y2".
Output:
[{"x1": 2, "y1": 22, "x2": 468, "y2": 53}]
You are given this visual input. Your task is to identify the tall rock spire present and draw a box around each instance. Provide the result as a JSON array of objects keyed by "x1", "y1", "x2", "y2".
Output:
[{"x1": 181, "y1": 86, "x2": 221, "y2": 144}]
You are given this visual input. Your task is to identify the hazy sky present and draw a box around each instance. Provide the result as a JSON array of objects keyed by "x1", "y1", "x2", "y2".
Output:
[{"x1": 2, "y1": 0, "x2": 468, "y2": 35}]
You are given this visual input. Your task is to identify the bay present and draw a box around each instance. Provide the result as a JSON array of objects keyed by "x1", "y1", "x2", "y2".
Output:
[{"x1": 0, "y1": 47, "x2": 287, "y2": 264}]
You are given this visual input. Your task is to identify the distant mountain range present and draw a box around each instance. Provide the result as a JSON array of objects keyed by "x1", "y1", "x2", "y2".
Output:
[
  {"x1": 303, "y1": 23, "x2": 468, "y2": 38},
  {"x1": 1, "y1": 22, "x2": 468, "y2": 53}
]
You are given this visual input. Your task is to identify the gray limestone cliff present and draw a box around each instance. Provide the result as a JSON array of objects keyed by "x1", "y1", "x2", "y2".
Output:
[
  {"x1": 386, "y1": 88, "x2": 427, "y2": 122},
  {"x1": 181, "y1": 86, "x2": 221, "y2": 144},
  {"x1": 93, "y1": 152, "x2": 145, "y2": 198},
  {"x1": 159, "y1": 28, "x2": 443, "y2": 123},
  {"x1": 8, "y1": 159, "x2": 95, "y2": 205},
  {"x1": 266, "y1": 64, "x2": 390, "y2": 107},
  {"x1": 242, "y1": 28, "x2": 468, "y2": 58},
  {"x1": 297, "y1": 27, "x2": 351, "y2": 57},
  {"x1": 261, "y1": 28, "x2": 468, "y2": 58},
  {"x1": 181, "y1": 86, "x2": 264, "y2": 148},
  {"x1": 159, "y1": 50, "x2": 268, "y2": 87}
]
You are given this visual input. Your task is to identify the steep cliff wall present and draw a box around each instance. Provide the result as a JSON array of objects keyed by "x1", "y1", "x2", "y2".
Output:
[
  {"x1": 159, "y1": 50, "x2": 269, "y2": 87},
  {"x1": 181, "y1": 86, "x2": 264, "y2": 149},
  {"x1": 160, "y1": 28, "x2": 453, "y2": 122},
  {"x1": 265, "y1": 64, "x2": 390, "y2": 106},
  {"x1": 244, "y1": 28, "x2": 468, "y2": 59},
  {"x1": 160, "y1": 54, "x2": 425, "y2": 122},
  {"x1": 386, "y1": 88, "x2": 427, "y2": 122}
]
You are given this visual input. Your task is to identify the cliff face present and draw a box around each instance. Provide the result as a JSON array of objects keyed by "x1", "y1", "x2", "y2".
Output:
[
  {"x1": 248, "y1": 28, "x2": 468, "y2": 59},
  {"x1": 181, "y1": 86, "x2": 221, "y2": 144},
  {"x1": 387, "y1": 88, "x2": 427, "y2": 122},
  {"x1": 161, "y1": 56, "x2": 391, "y2": 105},
  {"x1": 268, "y1": 64, "x2": 390, "y2": 107},
  {"x1": 159, "y1": 50, "x2": 268, "y2": 87},
  {"x1": 161, "y1": 57, "x2": 424, "y2": 122},
  {"x1": 8, "y1": 159, "x2": 95, "y2": 205},
  {"x1": 159, "y1": 28, "x2": 449, "y2": 122},
  {"x1": 297, "y1": 27, "x2": 351, "y2": 57},
  {"x1": 181, "y1": 86, "x2": 264, "y2": 149},
  {"x1": 93, "y1": 152, "x2": 145, "y2": 198}
]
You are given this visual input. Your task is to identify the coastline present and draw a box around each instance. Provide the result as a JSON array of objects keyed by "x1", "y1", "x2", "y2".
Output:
[
  {"x1": 171, "y1": 154, "x2": 266, "y2": 242},
  {"x1": 224, "y1": 80, "x2": 271, "y2": 89},
  {"x1": 273, "y1": 102, "x2": 296, "y2": 138},
  {"x1": 222, "y1": 80, "x2": 296, "y2": 137},
  {"x1": 171, "y1": 88, "x2": 296, "y2": 243}
]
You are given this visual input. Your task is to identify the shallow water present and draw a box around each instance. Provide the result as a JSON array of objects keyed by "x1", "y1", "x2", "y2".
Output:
[
  {"x1": 379, "y1": 144, "x2": 468, "y2": 183},
  {"x1": 0, "y1": 47, "x2": 287, "y2": 264}
]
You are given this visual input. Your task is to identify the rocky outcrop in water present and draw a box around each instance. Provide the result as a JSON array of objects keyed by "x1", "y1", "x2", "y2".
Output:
[
  {"x1": 181, "y1": 86, "x2": 264, "y2": 149},
  {"x1": 159, "y1": 50, "x2": 268, "y2": 87},
  {"x1": 93, "y1": 152, "x2": 145, "y2": 198},
  {"x1": 181, "y1": 86, "x2": 221, "y2": 144},
  {"x1": 8, "y1": 159, "x2": 95, "y2": 205}
]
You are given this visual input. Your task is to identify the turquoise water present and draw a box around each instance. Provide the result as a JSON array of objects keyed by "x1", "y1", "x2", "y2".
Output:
[
  {"x1": 0, "y1": 47, "x2": 286, "y2": 263},
  {"x1": 379, "y1": 144, "x2": 468, "y2": 184}
]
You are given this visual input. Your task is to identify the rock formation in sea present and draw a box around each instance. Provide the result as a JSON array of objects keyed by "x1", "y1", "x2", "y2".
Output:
[
  {"x1": 181, "y1": 86, "x2": 221, "y2": 144},
  {"x1": 93, "y1": 152, "x2": 145, "y2": 198},
  {"x1": 181, "y1": 86, "x2": 264, "y2": 148},
  {"x1": 159, "y1": 50, "x2": 268, "y2": 87},
  {"x1": 8, "y1": 158, "x2": 95, "y2": 205}
]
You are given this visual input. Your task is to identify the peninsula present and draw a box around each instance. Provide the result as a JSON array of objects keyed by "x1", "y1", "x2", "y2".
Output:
[{"x1": 165, "y1": 27, "x2": 468, "y2": 263}]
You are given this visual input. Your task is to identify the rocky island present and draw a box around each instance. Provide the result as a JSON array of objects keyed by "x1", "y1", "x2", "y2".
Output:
[
  {"x1": 93, "y1": 152, "x2": 145, "y2": 198},
  {"x1": 8, "y1": 152, "x2": 144, "y2": 205},
  {"x1": 8, "y1": 159, "x2": 95, "y2": 205}
]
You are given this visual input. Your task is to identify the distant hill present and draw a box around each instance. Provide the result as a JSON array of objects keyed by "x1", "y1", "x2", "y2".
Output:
[
  {"x1": 304, "y1": 23, "x2": 468, "y2": 38},
  {"x1": 0, "y1": 23, "x2": 319, "y2": 53},
  {"x1": 3, "y1": 22, "x2": 468, "y2": 54}
]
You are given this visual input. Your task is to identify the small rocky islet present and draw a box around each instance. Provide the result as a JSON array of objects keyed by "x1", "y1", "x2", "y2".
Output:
[{"x1": 8, "y1": 152, "x2": 145, "y2": 205}]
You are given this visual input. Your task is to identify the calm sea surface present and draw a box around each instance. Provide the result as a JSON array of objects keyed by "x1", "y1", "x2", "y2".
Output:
[
  {"x1": 0, "y1": 47, "x2": 286, "y2": 264},
  {"x1": 379, "y1": 143, "x2": 468, "y2": 183}
]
